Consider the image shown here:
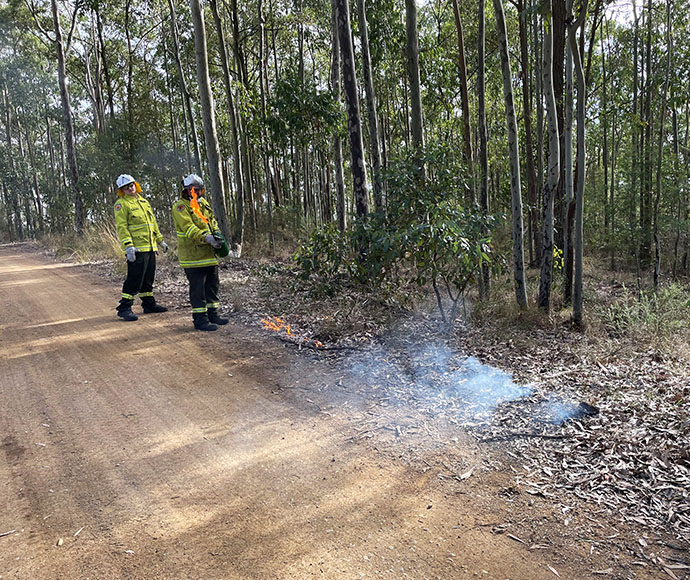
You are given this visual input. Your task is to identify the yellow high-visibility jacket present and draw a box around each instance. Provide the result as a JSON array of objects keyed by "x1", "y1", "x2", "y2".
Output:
[
  {"x1": 114, "y1": 194, "x2": 164, "y2": 252},
  {"x1": 172, "y1": 196, "x2": 219, "y2": 268}
]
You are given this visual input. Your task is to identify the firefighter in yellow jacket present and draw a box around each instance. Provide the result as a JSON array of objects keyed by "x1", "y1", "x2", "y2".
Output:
[
  {"x1": 113, "y1": 174, "x2": 169, "y2": 321},
  {"x1": 172, "y1": 173, "x2": 229, "y2": 331}
]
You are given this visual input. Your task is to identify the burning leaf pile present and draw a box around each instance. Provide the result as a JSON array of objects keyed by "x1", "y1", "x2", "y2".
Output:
[{"x1": 261, "y1": 316, "x2": 324, "y2": 349}]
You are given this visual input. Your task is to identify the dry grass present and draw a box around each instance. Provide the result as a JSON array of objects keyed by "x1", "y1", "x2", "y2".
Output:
[
  {"x1": 467, "y1": 258, "x2": 690, "y2": 362},
  {"x1": 42, "y1": 221, "x2": 179, "y2": 278}
]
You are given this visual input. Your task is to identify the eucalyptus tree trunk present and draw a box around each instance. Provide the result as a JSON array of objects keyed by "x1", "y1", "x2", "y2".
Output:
[
  {"x1": 553, "y1": 0, "x2": 567, "y2": 249},
  {"x1": 602, "y1": 18, "x2": 616, "y2": 271},
  {"x1": 2, "y1": 84, "x2": 21, "y2": 239},
  {"x1": 334, "y1": 0, "x2": 369, "y2": 220},
  {"x1": 168, "y1": 0, "x2": 202, "y2": 175},
  {"x1": 16, "y1": 115, "x2": 34, "y2": 235},
  {"x1": 161, "y1": 25, "x2": 180, "y2": 155},
  {"x1": 563, "y1": 41, "x2": 574, "y2": 305},
  {"x1": 671, "y1": 92, "x2": 683, "y2": 278},
  {"x1": 258, "y1": 0, "x2": 274, "y2": 252},
  {"x1": 229, "y1": 0, "x2": 252, "y2": 244},
  {"x1": 189, "y1": 0, "x2": 231, "y2": 243},
  {"x1": 44, "y1": 105, "x2": 57, "y2": 207},
  {"x1": 51, "y1": 0, "x2": 83, "y2": 235},
  {"x1": 517, "y1": 0, "x2": 539, "y2": 265},
  {"x1": 405, "y1": 0, "x2": 425, "y2": 180},
  {"x1": 610, "y1": 113, "x2": 619, "y2": 272},
  {"x1": 25, "y1": 115, "x2": 44, "y2": 232},
  {"x1": 84, "y1": 12, "x2": 105, "y2": 134},
  {"x1": 451, "y1": 0, "x2": 474, "y2": 205},
  {"x1": 478, "y1": 0, "x2": 490, "y2": 298},
  {"x1": 535, "y1": 8, "x2": 545, "y2": 220},
  {"x1": 356, "y1": 0, "x2": 383, "y2": 211},
  {"x1": 1, "y1": 179, "x2": 14, "y2": 241},
  {"x1": 124, "y1": 0, "x2": 134, "y2": 148},
  {"x1": 630, "y1": 0, "x2": 640, "y2": 261},
  {"x1": 94, "y1": 4, "x2": 114, "y2": 121},
  {"x1": 641, "y1": 0, "x2": 653, "y2": 266},
  {"x1": 569, "y1": 0, "x2": 588, "y2": 327},
  {"x1": 209, "y1": 0, "x2": 245, "y2": 251},
  {"x1": 538, "y1": 3, "x2": 561, "y2": 311},
  {"x1": 601, "y1": 21, "x2": 610, "y2": 265},
  {"x1": 331, "y1": 0, "x2": 346, "y2": 232},
  {"x1": 493, "y1": 0, "x2": 528, "y2": 308},
  {"x1": 297, "y1": 0, "x2": 310, "y2": 225},
  {"x1": 653, "y1": 0, "x2": 672, "y2": 289}
]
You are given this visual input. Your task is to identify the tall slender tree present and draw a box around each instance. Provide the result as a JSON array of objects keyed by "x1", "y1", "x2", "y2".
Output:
[
  {"x1": 334, "y1": 0, "x2": 369, "y2": 220},
  {"x1": 331, "y1": 0, "x2": 347, "y2": 232},
  {"x1": 168, "y1": 0, "x2": 202, "y2": 174},
  {"x1": 209, "y1": 0, "x2": 245, "y2": 250},
  {"x1": 478, "y1": 0, "x2": 490, "y2": 298},
  {"x1": 570, "y1": 0, "x2": 588, "y2": 326},
  {"x1": 356, "y1": 0, "x2": 383, "y2": 212},
  {"x1": 538, "y1": 1, "x2": 561, "y2": 311},
  {"x1": 451, "y1": 0, "x2": 474, "y2": 202},
  {"x1": 653, "y1": 0, "x2": 672, "y2": 289},
  {"x1": 49, "y1": 0, "x2": 84, "y2": 235},
  {"x1": 493, "y1": 0, "x2": 528, "y2": 308},
  {"x1": 405, "y1": 0, "x2": 425, "y2": 180},
  {"x1": 189, "y1": 0, "x2": 231, "y2": 243}
]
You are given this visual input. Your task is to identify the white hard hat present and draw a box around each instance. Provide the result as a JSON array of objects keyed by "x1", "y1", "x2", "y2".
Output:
[
  {"x1": 183, "y1": 173, "x2": 204, "y2": 189},
  {"x1": 116, "y1": 174, "x2": 136, "y2": 188}
]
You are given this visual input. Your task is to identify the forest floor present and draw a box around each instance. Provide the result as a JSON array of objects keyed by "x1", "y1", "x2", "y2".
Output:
[{"x1": 1, "y1": 242, "x2": 689, "y2": 580}]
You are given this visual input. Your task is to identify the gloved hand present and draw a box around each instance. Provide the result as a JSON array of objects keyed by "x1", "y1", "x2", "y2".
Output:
[
  {"x1": 204, "y1": 234, "x2": 222, "y2": 249},
  {"x1": 125, "y1": 246, "x2": 137, "y2": 262},
  {"x1": 160, "y1": 241, "x2": 169, "y2": 253}
]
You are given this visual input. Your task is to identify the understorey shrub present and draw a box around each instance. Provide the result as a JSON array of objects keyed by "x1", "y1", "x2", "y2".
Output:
[
  {"x1": 600, "y1": 283, "x2": 690, "y2": 341},
  {"x1": 294, "y1": 145, "x2": 503, "y2": 318}
]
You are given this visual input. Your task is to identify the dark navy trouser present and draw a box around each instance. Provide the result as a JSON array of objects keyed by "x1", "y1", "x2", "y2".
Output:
[
  {"x1": 183, "y1": 265, "x2": 220, "y2": 314},
  {"x1": 117, "y1": 251, "x2": 157, "y2": 310}
]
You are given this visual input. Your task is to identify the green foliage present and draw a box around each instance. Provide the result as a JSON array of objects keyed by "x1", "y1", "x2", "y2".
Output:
[
  {"x1": 294, "y1": 145, "x2": 501, "y2": 317},
  {"x1": 293, "y1": 222, "x2": 354, "y2": 292},
  {"x1": 600, "y1": 283, "x2": 690, "y2": 340},
  {"x1": 265, "y1": 73, "x2": 343, "y2": 150}
]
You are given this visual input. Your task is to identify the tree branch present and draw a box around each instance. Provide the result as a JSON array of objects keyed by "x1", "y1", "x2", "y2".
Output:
[{"x1": 24, "y1": 0, "x2": 54, "y2": 45}]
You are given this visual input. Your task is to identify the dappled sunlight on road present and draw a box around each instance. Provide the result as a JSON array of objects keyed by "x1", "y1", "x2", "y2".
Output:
[
  {"x1": 2, "y1": 318, "x2": 166, "y2": 361},
  {"x1": 0, "y1": 261, "x2": 82, "y2": 274},
  {"x1": 0, "y1": 277, "x2": 49, "y2": 288}
]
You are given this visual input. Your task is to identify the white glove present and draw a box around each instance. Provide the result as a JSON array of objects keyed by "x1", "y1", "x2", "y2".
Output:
[
  {"x1": 125, "y1": 246, "x2": 136, "y2": 262},
  {"x1": 160, "y1": 241, "x2": 169, "y2": 253},
  {"x1": 205, "y1": 234, "x2": 222, "y2": 249}
]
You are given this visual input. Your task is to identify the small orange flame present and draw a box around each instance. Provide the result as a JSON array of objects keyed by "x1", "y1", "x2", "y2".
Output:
[
  {"x1": 261, "y1": 316, "x2": 323, "y2": 349},
  {"x1": 190, "y1": 189, "x2": 209, "y2": 224},
  {"x1": 261, "y1": 316, "x2": 292, "y2": 336}
]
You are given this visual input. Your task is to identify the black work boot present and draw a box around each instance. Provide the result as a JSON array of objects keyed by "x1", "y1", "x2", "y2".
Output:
[
  {"x1": 116, "y1": 300, "x2": 138, "y2": 322},
  {"x1": 207, "y1": 308, "x2": 228, "y2": 325},
  {"x1": 142, "y1": 301, "x2": 168, "y2": 314},
  {"x1": 193, "y1": 312, "x2": 217, "y2": 331}
]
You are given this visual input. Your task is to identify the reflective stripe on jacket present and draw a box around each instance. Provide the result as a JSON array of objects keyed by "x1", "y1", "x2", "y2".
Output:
[
  {"x1": 172, "y1": 196, "x2": 219, "y2": 268},
  {"x1": 114, "y1": 194, "x2": 163, "y2": 252}
]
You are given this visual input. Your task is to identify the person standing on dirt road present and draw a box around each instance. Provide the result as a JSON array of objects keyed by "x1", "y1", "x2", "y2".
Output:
[
  {"x1": 172, "y1": 173, "x2": 229, "y2": 332},
  {"x1": 113, "y1": 174, "x2": 169, "y2": 322}
]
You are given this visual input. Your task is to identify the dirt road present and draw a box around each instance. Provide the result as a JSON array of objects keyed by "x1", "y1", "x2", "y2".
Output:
[{"x1": 0, "y1": 246, "x2": 667, "y2": 579}]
